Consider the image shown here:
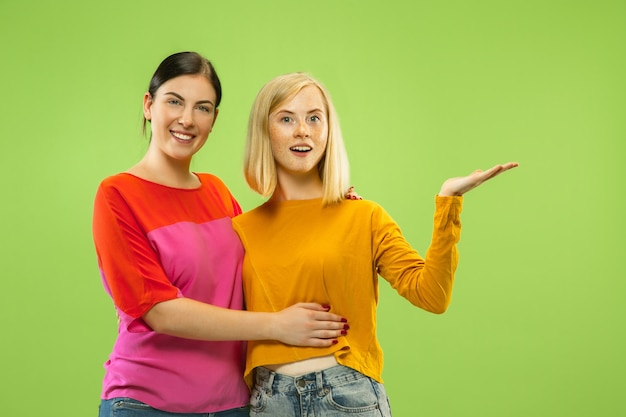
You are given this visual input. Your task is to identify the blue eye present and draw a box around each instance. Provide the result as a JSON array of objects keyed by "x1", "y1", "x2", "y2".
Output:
[
  {"x1": 309, "y1": 115, "x2": 320, "y2": 122},
  {"x1": 281, "y1": 117, "x2": 291, "y2": 123},
  {"x1": 168, "y1": 99, "x2": 182, "y2": 106},
  {"x1": 197, "y1": 105, "x2": 211, "y2": 113}
]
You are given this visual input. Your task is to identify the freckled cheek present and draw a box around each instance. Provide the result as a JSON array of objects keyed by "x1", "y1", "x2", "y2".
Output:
[{"x1": 268, "y1": 125, "x2": 288, "y2": 142}]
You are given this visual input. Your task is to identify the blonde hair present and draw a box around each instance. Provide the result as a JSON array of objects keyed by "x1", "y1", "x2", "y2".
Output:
[{"x1": 244, "y1": 73, "x2": 350, "y2": 205}]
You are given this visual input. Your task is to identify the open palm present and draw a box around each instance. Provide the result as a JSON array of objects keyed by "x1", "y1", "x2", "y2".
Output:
[{"x1": 439, "y1": 162, "x2": 519, "y2": 196}]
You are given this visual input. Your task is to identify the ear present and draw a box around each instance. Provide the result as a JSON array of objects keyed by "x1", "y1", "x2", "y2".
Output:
[{"x1": 143, "y1": 92, "x2": 153, "y2": 121}]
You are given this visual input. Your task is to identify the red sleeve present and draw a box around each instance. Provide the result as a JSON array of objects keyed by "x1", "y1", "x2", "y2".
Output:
[{"x1": 92, "y1": 182, "x2": 180, "y2": 319}]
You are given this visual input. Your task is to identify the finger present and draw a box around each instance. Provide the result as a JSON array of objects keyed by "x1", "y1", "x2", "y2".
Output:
[
  {"x1": 314, "y1": 312, "x2": 348, "y2": 323},
  {"x1": 313, "y1": 320, "x2": 349, "y2": 332},
  {"x1": 310, "y1": 325, "x2": 349, "y2": 339},
  {"x1": 305, "y1": 338, "x2": 340, "y2": 348},
  {"x1": 487, "y1": 162, "x2": 519, "y2": 178},
  {"x1": 502, "y1": 161, "x2": 519, "y2": 171},
  {"x1": 479, "y1": 163, "x2": 518, "y2": 185},
  {"x1": 296, "y1": 303, "x2": 349, "y2": 323},
  {"x1": 488, "y1": 162, "x2": 518, "y2": 175},
  {"x1": 295, "y1": 302, "x2": 331, "y2": 312},
  {"x1": 480, "y1": 165, "x2": 506, "y2": 180}
]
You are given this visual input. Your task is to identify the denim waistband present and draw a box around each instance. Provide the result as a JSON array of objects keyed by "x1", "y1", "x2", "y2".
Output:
[{"x1": 253, "y1": 365, "x2": 369, "y2": 395}]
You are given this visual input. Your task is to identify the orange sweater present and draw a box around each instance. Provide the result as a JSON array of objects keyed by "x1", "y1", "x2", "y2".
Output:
[{"x1": 232, "y1": 195, "x2": 462, "y2": 385}]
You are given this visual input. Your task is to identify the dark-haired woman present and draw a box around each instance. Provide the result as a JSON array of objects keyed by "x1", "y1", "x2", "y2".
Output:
[{"x1": 93, "y1": 52, "x2": 348, "y2": 416}]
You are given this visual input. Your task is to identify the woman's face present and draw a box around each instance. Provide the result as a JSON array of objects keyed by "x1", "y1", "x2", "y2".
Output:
[
  {"x1": 268, "y1": 85, "x2": 328, "y2": 179},
  {"x1": 143, "y1": 74, "x2": 218, "y2": 163}
]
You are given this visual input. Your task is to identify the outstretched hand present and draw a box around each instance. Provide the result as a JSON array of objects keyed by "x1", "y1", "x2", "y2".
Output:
[
  {"x1": 439, "y1": 162, "x2": 519, "y2": 196},
  {"x1": 271, "y1": 303, "x2": 348, "y2": 347}
]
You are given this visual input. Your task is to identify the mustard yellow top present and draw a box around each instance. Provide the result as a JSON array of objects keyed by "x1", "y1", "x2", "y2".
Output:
[{"x1": 232, "y1": 195, "x2": 463, "y2": 385}]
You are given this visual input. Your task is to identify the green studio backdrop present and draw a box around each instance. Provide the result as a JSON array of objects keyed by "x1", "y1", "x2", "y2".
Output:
[{"x1": 1, "y1": 0, "x2": 624, "y2": 416}]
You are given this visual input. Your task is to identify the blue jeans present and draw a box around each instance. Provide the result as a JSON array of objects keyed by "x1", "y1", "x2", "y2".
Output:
[
  {"x1": 250, "y1": 365, "x2": 392, "y2": 416},
  {"x1": 98, "y1": 398, "x2": 249, "y2": 417}
]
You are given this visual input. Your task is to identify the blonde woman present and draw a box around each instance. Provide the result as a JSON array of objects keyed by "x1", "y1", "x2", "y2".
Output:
[{"x1": 233, "y1": 72, "x2": 518, "y2": 416}]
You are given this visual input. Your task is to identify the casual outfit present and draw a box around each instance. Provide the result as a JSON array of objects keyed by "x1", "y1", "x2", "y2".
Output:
[
  {"x1": 249, "y1": 366, "x2": 392, "y2": 417},
  {"x1": 98, "y1": 398, "x2": 249, "y2": 417},
  {"x1": 93, "y1": 173, "x2": 249, "y2": 415},
  {"x1": 232, "y1": 196, "x2": 463, "y2": 416}
]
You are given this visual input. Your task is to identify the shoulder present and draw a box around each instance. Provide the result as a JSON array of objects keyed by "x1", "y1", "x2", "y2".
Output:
[
  {"x1": 98, "y1": 172, "x2": 132, "y2": 188},
  {"x1": 196, "y1": 172, "x2": 227, "y2": 188},
  {"x1": 331, "y1": 198, "x2": 384, "y2": 215},
  {"x1": 334, "y1": 199, "x2": 399, "y2": 229},
  {"x1": 96, "y1": 173, "x2": 140, "y2": 198},
  {"x1": 196, "y1": 173, "x2": 235, "y2": 196},
  {"x1": 232, "y1": 202, "x2": 267, "y2": 225},
  {"x1": 196, "y1": 173, "x2": 241, "y2": 216}
]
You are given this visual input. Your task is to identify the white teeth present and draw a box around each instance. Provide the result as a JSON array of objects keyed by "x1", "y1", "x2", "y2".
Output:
[
  {"x1": 171, "y1": 131, "x2": 193, "y2": 141},
  {"x1": 290, "y1": 146, "x2": 311, "y2": 152}
]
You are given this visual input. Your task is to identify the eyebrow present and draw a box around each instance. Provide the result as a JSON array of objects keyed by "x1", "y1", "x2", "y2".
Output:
[
  {"x1": 275, "y1": 108, "x2": 325, "y2": 114},
  {"x1": 164, "y1": 91, "x2": 215, "y2": 106}
]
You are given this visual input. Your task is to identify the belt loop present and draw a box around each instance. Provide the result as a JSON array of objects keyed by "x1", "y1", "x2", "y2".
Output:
[
  {"x1": 316, "y1": 369, "x2": 325, "y2": 397},
  {"x1": 266, "y1": 369, "x2": 276, "y2": 396}
]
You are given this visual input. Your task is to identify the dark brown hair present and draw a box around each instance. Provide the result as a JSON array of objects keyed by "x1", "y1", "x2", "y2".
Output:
[{"x1": 143, "y1": 51, "x2": 222, "y2": 135}]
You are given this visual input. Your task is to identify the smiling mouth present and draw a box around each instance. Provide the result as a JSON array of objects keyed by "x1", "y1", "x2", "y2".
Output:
[
  {"x1": 171, "y1": 131, "x2": 193, "y2": 141},
  {"x1": 290, "y1": 146, "x2": 312, "y2": 152}
]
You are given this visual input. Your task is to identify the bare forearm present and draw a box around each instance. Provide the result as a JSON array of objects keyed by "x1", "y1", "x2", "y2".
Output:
[
  {"x1": 143, "y1": 297, "x2": 275, "y2": 341},
  {"x1": 142, "y1": 297, "x2": 348, "y2": 346}
]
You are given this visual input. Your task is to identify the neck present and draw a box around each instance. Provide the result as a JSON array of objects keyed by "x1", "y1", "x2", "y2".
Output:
[
  {"x1": 129, "y1": 151, "x2": 198, "y2": 189},
  {"x1": 271, "y1": 171, "x2": 323, "y2": 202}
]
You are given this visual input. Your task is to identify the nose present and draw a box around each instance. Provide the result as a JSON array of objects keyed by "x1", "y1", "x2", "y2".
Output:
[
  {"x1": 178, "y1": 106, "x2": 195, "y2": 127},
  {"x1": 294, "y1": 120, "x2": 310, "y2": 138}
]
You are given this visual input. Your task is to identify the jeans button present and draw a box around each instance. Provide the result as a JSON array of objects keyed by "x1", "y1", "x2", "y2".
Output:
[{"x1": 297, "y1": 379, "x2": 306, "y2": 388}]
